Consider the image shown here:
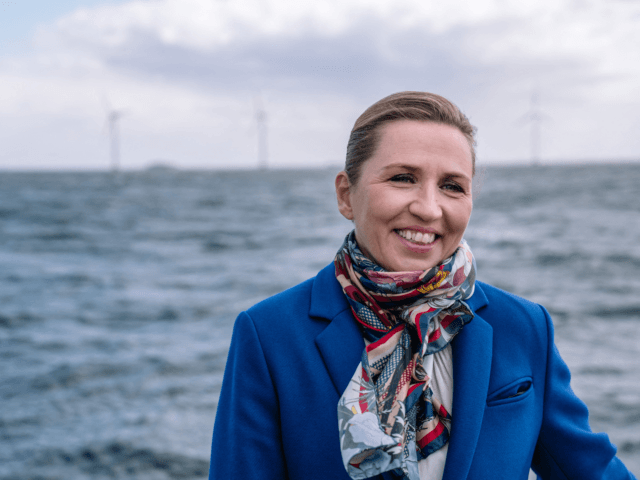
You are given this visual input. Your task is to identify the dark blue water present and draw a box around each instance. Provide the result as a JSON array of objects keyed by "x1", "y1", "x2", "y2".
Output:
[{"x1": 1, "y1": 164, "x2": 639, "y2": 478}]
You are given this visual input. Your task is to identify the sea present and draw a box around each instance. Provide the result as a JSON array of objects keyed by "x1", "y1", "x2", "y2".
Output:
[{"x1": 1, "y1": 163, "x2": 639, "y2": 479}]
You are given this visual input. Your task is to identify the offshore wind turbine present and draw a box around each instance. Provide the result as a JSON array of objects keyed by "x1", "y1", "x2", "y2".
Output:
[
  {"x1": 107, "y1": 109, "x2": 126, "y2": 172},
  {"x1": 254, "y1": 96, "x2": 268, "y2": 170},
  {"x1": 102, "y1": 98, "x2": 127, "y2": 172},
  {"x1": 517, "y1": 90, "x2": 548, "y2": 166}
]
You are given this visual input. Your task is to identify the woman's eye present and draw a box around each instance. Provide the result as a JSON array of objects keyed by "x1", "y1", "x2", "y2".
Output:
[
  {"x1": 442, "y1": 182, "x2": 464, "y2": 193},
  {"x1": 390, "y1": 174, "x2": 415, "y2": 183}
]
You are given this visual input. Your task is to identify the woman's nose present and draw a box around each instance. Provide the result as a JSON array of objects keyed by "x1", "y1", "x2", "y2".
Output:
[{"x1": 408, "y1": 186, "x2": 443, "y2": 221}]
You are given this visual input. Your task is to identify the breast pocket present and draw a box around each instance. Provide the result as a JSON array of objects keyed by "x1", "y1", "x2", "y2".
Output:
[{"x1": 486, "y1": 376, "x2": 533, "y2": 407}]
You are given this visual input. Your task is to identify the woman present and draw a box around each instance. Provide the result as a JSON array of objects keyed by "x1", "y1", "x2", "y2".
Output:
[{"x1": 208, "y1": 92, "x2": 636, "y2": 480}]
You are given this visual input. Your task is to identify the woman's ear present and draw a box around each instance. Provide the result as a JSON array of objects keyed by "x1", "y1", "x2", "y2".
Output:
[{"x1": 335, "y1": 171, "x2": 354, "y2": 221}]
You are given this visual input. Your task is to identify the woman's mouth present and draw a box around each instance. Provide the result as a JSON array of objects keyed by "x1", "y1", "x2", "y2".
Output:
[{"x1": 395, "y1": 229, "x2": 438, "y2": 245}]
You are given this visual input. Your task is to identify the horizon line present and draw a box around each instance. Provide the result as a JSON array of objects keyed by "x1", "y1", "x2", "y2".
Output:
[{"x1": 0, "y1": 157, "x2": 639, "y2": 173}]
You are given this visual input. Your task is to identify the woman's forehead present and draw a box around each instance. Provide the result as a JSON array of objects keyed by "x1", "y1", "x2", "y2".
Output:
[{"x1": 365, "y1": 120, "x2": 473, "y2": 177}]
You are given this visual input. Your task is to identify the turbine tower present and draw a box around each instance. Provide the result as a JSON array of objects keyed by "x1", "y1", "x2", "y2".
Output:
[
  {"x1": 254, "y1": 96, "x2": 268, "y2": 170},
  {"x1": 107, "y1": 109, "x2": 125, "y2": 172},
  {"x1": 102, "y1": 96, "x2": 127, "y2": 172},
  {"x1": 517, "y1": 89, "x2": 548, "y2": 166}
]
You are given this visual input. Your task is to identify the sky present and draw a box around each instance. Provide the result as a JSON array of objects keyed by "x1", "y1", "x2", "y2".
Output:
[{"x1": 1, "y1": 0, "x2": 639, "y2": 170}]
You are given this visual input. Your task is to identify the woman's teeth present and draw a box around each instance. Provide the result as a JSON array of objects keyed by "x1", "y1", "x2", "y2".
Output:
[{"x1": 396, "y1": 229, "x2": 436, "y2": 245}]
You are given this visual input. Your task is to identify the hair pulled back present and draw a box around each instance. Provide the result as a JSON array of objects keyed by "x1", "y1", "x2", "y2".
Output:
[{"x1": 345, "y1": 91, "x2": 476, "y2": 185}]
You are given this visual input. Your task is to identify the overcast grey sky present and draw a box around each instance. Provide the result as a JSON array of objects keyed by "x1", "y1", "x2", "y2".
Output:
[{"x1": 1, "y1": 0, "x2": 639, "y2": 170}]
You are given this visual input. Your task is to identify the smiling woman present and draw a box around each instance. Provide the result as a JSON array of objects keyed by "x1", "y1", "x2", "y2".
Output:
[{"x1": 208, "y1": 92, "x2": 637, "y2": 480}]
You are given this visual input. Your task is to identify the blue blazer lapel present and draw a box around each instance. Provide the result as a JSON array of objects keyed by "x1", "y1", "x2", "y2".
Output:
[
  {"x1": 315, "y1": 309, "x2": 365, "y2": 395},
  {"x1": 443, "y1": 285, "x2": 493, "y2": 480},
  {"x1": 311, "y1": 263, "x2": 365, "y2": 396}
]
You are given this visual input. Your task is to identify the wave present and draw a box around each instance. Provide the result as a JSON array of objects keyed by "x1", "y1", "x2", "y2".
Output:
[{"x1": 30, "y1": 442, "x2": 209, "y2": 479}]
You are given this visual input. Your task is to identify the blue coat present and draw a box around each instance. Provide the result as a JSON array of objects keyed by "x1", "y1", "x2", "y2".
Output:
[{"x1": 209, "y1": 264, "x2": 636, "y2": 480}]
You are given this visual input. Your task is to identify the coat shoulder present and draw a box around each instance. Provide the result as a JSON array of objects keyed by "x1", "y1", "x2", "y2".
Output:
[
  {"x1": 476, "y1": 280, "x2": 548, "y2": 325},
  {"x1": 245, "y1": 276, "x2": 316, "y2": 326},
  {"x1": 244, "y1": 263, "x2": 348, "y2": 332},
  {"x1": 474, "y1": 281, "x2": 551, "y2": 358}
]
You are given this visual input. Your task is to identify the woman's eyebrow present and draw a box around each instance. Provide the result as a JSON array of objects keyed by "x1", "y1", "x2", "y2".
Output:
[
  {"x1": 381, "y1": 164, "x2": 471, "y2": 180},
  {"x1": 443, "y1": 172, "x2": 472, "y2": 181},
  {"x1": 380, "y1": 164, "x2": 419, "y2": 173}
]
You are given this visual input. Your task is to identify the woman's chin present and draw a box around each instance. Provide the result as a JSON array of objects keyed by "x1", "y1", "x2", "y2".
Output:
[
  {"x1": 383, "y1": 236, "x2": 444, "y2": 272},
  {"x1": 382, "y1": 251, "x2": 443, "y2": 273}
]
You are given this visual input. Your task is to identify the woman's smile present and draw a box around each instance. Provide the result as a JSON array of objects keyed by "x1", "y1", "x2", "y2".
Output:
[
  {"x1": 395, "y1": 228, "x2": 438, "y2": 246},
  {"x1": 336, "y1": 120, "x2": 474, "y2": 272},
  {"x1": 394, "y1": 228, "x2": 440, "y2": 256}
]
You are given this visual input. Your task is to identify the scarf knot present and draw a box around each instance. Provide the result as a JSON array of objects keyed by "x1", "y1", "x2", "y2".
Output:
[{"x1": 335, "y1": 231, "x2": 476, "y2": 480}]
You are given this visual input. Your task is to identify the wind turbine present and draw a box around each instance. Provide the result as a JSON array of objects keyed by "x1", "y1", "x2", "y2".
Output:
[
  {"x1": 102, "y1": 98, "x2": 127, "y2": 172},
  {"x1": 517, "y1": 89, "x2": 549, "y2": 166},
  {"x1": 254, "y1": 95, "x2": 268, "y2": 170}
]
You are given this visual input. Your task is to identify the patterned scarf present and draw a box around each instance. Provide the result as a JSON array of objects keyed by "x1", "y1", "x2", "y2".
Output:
[{"x1": 335, "y1": 230, "x2": 476, "y2": 480}]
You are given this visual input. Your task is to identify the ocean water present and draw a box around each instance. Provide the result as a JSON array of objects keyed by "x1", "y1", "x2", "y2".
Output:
[{"x1": 0, "y1": 163, "x2": 639, "y2": 479}]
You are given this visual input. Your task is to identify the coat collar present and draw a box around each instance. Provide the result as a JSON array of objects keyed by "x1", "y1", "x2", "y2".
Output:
[
  {"x1": 312, "y1": 263, "x2": 364, "y2": 396},
  {"x1": 312, "y1": 263, "x2": 493, "y2": 480},
  {"x1": 309, "y1": 262, "x2": 489, "y2": 322}
]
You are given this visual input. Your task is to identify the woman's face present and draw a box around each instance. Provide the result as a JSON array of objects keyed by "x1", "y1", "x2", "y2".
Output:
[{"x1": 336, "y1": 120, "x2": 473, "y2": 272}]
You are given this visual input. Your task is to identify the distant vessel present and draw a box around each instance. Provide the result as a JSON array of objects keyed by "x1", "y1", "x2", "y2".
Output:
[{"x1": 145, "y1": 161, "x2": 178, "y2": 172}]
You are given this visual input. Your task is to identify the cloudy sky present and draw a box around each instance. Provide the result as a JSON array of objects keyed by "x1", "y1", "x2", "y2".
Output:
[{"x1": 1, "y1": 0, "x2": 639, "y2": 170}]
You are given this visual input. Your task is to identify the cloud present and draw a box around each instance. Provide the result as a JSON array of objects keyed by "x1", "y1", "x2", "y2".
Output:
[{"x1": 1, "y1": 0, "x2": 639, "y2": 169}]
